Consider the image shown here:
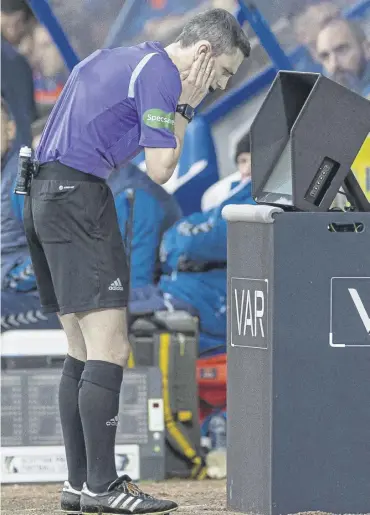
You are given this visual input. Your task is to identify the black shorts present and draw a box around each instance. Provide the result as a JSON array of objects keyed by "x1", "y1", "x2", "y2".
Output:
[{"x1": 23, "y1": 162, "x2": 129, "y2": 315}]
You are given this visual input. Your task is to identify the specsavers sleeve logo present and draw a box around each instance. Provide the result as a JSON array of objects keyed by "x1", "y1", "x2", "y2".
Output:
[{"x1": 143, "y1": 109, "x2": 175, "y2": 132}]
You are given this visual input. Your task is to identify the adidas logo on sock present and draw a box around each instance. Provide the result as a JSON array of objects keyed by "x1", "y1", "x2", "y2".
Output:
[
  {"x1": 109, "y1": 278, "x2": 123, "y2": 291},
  {"x1": 106, "y1": 415, "x2": 119, "y2": 427}
]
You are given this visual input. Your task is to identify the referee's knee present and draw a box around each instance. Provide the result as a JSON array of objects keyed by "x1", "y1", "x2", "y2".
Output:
[
  {"x1": 58, "y1": 312, "x2": 87, "y2": 362},
  {"x1": 100, "y1": 339, "x2": 131, "y2": 368},
  {"x1": 76, "y1": 308, "x2": 131, "y2": 367}
]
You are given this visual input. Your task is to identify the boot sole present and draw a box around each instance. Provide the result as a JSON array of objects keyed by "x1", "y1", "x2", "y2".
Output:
[{"x1": 81, "y1": 507, "x2": 178, "y2": 515}]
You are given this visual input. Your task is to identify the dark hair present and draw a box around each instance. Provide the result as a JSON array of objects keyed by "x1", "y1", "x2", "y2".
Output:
[
  {"x1": 176, "y1": 8, "x2": 251, "y2": 58},
  {"x1": 235, "y1": 132, "x2": 251, "y2": 162},
  {"x1": 1, "y1": 0, "x2": 34, "y2": 20}
]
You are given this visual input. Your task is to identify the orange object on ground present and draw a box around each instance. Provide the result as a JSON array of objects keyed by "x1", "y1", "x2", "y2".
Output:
[{"x1": 196, "y1": 353, "x2": 227, "y2": 422}]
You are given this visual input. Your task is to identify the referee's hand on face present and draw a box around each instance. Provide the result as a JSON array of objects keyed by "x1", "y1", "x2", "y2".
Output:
[{"x1": 179, "y1": 51, "x2": 215, "y2": 108}]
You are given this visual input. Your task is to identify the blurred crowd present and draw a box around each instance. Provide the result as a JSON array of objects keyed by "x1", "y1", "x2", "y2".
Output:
[
  {"x1": 2, "y1": 0, "x2": 370, "y2": 133},
  {"x1": 2, "y1": 0, "x2": 370, "y2": 334},
  {"x1": 1, "y1": 0, "x2": 67, "y2": 123}
]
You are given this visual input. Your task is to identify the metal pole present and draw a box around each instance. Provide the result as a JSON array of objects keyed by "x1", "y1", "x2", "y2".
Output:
[{"x1": 236, "y1": 1, "x2": 293, "y2": 71}]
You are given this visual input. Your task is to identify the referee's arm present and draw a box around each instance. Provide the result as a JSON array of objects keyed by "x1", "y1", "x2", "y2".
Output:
[
  {"x1": 145, "y1": 112, "x2": 188, "y2": 184},
  {"x1": 136, "y1": 53, "x2": 214, "y2": 184}
]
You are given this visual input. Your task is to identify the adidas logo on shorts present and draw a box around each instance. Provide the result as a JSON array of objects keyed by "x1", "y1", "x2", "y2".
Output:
[
  {"x1": 109, "y1": 278, "x2": 123, "y2": 291},
  {"x1": 106, "y1": 415, "x2": 119, "y2": 427}
]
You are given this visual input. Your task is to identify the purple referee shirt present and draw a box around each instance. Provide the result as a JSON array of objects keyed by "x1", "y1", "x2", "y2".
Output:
[{"x1": 36, "y1": 41, "x2": 182, "y2": 179}]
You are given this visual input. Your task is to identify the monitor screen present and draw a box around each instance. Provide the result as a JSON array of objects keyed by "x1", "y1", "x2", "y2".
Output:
[{"x1": 255, "y1": 141, "x2": 293, "y2": 206}]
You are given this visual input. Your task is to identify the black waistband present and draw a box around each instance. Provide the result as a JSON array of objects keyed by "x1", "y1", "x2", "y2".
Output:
[{"x1": 34, "y1": 161, "x2": 105, "y2": 183}]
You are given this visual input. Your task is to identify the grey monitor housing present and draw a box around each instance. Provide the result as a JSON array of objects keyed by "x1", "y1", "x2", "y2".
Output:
[{"x1": 250, "y1": 71, "x2": 370, "y2": 212}]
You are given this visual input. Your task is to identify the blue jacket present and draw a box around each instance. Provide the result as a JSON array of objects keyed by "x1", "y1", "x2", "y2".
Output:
[
  {"x1": 157, "y1": 178, "x2": 255, "y2": 339},
  {"x1": 161, "y1": 179, "x2": 255, "y2": 271},
  {"x1": 109, "y1": 164, "x2": 182, "y2": 289},
  {"x1": 2, "y1": 147, "x2": 29, "y2": 289},
  {"x1": 159, "y1": 269, "x2": 227, "y2": 337}
]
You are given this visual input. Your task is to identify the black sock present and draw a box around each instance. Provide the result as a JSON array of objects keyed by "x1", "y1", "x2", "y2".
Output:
[
  {"x1": 59, "y1": 355, "x2": 87, "y2": 490},
  {"x1": 79, "y1": 360, "x2": 123, "y2": 493}
]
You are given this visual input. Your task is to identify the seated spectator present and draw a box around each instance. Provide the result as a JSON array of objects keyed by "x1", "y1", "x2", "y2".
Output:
[
  {"x1": 1, "y1": 97, "x2": 28, "y2": 286},
  {"x1": 161, "y1": 134, "x2": 252, "y2": 272},
  {"x1": 130, "y1": 132, "x2": 254, "y2": 355},
  {"x1": 288, "y1": 1, "x2": 340, "y2": 72},
  {"x1": 316, "y1": 18, "x2": 370, "y2": 97},
  {"x1": 32, "y1": 25, "x2": 67, "y2": 115},
  {"x1": 0, "y1": 0, "x2": 35, "y2": 47},
  {"x1": 201, "y1": 131, "x2": 251, "y2": 211},
  {"x1": 1, "y1": 0, "x2": 37, "y2": 143},
  {"x1": 315, "y1": 17, "x2": 370, "y2": 200},
  {"x1": 1, "y1": 35, "x2": 36, "y2": 146},
  {"x1": 19, "y1": 24, "x2": 67, "y2": 117}
]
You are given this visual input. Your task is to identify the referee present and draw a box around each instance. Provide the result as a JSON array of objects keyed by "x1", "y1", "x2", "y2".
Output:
[{"x1": 23, "y1": 8, "x2": 250, "y2": 515}]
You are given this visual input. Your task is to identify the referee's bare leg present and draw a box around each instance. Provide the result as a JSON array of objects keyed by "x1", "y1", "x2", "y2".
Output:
[{"x1": 76, "y1": 307, "x2": 130, "y2": 493}]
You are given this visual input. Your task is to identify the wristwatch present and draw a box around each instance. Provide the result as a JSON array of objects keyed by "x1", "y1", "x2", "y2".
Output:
[{"x1": 176, "y1": 104, "x2": 195, "y2": 123}]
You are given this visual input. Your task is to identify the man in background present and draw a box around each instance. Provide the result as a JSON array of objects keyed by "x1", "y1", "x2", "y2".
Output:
[
  {"x1": 234, "y1": 131, "x2": 251, "y2": 182},
  {"x1": 288, "y1": 1, "x2": 340, "y2": 72},
  {"x1": 201, "y1": 130, "x2": 251, "y2": 211},
  {"x1": 1, "y1": 98, "x2": 29, "y2": 287},
  {"x1": 1, "y1": 0, "x2": 37, "y2": 144},
  {"x1": 1, "y1": 0, "x2": 35, "y2": 47},
  {"x1": 316, "y1": 18, "x2": 370, "y2": 96},
  {"x1": 1, "y1": 35, "x2": 36, "y2": 145},
  {"x1": 25, "y1": 24, "x2": 67, "y2": 116},
  {"x1": 316, "y1": 18, "x2": 370, "y2": 207}
]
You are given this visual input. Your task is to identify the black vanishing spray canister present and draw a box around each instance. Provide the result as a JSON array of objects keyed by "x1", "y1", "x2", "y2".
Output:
[{"x1": 14, "y1": 146, "x2": 34, "y2": 196}]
